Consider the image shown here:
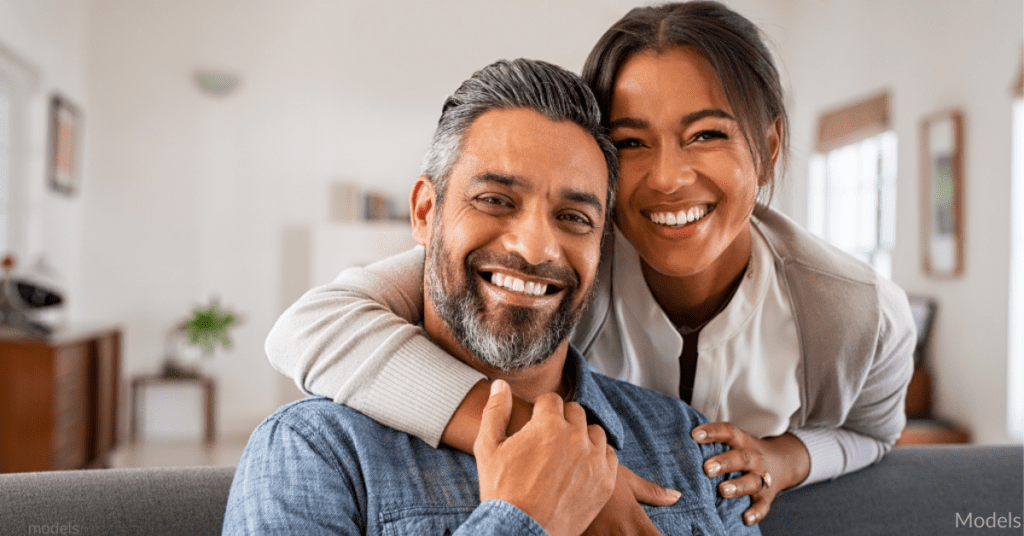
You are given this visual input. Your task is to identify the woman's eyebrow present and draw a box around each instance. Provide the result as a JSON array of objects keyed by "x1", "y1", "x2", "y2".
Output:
[
  {"x1": 678, "y1": 109, "x2": 734, "y2": 126},
  {"x1": 608, "y1": 109, "x2": 734, "y2": 130},
  {"x1": 608, "y1": 117, "x2": 648, "y2": 130}
]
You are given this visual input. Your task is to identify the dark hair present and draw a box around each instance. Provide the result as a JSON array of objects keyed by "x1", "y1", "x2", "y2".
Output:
[
  {"x1": 581, "y1": 1, "x2": 788, "y2": 210},
  {"x1": 422, "y1": 58, "x2": 618, "y2": 231}
]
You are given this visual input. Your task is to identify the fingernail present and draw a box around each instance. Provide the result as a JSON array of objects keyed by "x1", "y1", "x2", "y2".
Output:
[
  {"x1": 706, "y1": 462, "x2": 720, "y2": 475},
  {"x1": 745, "y1": 513, "x2": 757, "y2": 525},
  {"x1": 694, "y1": 430, "x2": 707, "y2": 441},
  {"x1": 722, "y1": 483, "x2": 735, "y2": 496},
  {"x1": 670, "y1": 489, "x2": 682, "y2": 501},
  {"x1": 490, "y1": 380, "x2": 504, "y2": 396}
]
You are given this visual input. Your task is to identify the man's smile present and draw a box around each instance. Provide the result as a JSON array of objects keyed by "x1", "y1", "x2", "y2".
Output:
[
  {"x1": 480, "y1": 270, "x2": 563, "y2": 297},
  {"x1": 475, "y1": 269, "x2": 566, "y2": 308}
]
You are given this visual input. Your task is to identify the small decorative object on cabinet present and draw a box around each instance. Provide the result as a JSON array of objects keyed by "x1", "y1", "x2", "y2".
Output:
[{"x1": 0, "y1": 326, "x2": 120, "y2": 472}]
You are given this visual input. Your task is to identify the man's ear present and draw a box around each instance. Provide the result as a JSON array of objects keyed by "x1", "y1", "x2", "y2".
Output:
[{"x1": 410, "y1": 175, "x2": 436, "y2": 246}]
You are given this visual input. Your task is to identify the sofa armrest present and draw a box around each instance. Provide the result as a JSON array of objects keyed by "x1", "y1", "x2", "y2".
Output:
[
  {"x1": 0, "y1": 466, "x2": 236, "y2": 536},
  {"x1": 762, "y1": 445, "x2": 1024, "y2": 535}
]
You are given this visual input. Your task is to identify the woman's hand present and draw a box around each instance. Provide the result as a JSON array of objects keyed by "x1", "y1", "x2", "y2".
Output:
[
  {"x1": 583, "y1": 465, "x2": 680, "y2": 536},
  {"x1": 691, "y1": 423, "x2": 810, "y2": 526}
]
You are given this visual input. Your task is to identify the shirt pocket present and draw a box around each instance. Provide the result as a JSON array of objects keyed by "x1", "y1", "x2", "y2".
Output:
[
  {"x1": 645, "y1": 503, "x2": 730, "y2": 536},
  {"x1": 380, "y1": 505, "x2": 476, "y2": 536}
]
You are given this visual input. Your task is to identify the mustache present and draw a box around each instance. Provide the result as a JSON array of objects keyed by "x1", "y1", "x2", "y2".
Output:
[{"x1": 465, "y1": 249, "x2": 579, "y2": 290}]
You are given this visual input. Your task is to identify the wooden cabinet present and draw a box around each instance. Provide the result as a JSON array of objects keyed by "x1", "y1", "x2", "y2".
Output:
[{"x1": 0, "y1": 327, "x2": 121, "y2": 473}]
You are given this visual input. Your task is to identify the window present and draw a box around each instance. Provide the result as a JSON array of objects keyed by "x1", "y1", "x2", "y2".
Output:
[{"x1": 808, "y1": 93, "x2": 896, "y2": 278}]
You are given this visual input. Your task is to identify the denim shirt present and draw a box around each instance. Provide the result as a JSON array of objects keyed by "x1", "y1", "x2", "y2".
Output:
[{"x1": 223, "y1": 346, "x2": 760, "y2": 535}]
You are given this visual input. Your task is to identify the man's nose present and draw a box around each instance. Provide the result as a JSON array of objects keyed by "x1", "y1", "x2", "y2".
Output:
[{"x1": 501, "y1": 210, "x2": 560, "y2": 266}]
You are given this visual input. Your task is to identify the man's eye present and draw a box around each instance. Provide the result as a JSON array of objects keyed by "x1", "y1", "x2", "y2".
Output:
[
  {"x1": 478, "y1": 195, "x2": 511, "y2": 207},
  {"x1": 613, "y1": 138, "x2": 644, "y2": 150},
  {"x1": 558, "y1": 212, "x2": 594, "y2": 229}
]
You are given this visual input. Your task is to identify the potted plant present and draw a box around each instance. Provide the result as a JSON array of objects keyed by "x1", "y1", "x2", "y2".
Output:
[{"x1": 163, "y1": 298, "x2": 241, "y2": 377}]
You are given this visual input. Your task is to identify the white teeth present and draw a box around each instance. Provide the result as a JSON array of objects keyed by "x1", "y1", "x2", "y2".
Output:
[
  {"x1": 489, "y1": 272, "x2": 549, "y2": 296},
  {"x1": 647, "y1": 205, "x2": 711, "y2": 227}
]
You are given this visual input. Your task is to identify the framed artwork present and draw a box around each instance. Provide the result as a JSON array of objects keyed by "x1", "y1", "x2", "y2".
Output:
[
  {"x1": 920, "y1": 110, "x2": 964, "y2": 278},
  {"x1": 48, "y1": 94, "x2": 81, "y2": 195}
]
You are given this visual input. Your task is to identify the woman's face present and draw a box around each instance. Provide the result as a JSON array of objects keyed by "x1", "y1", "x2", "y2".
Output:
[{"x1": 609, "y1": 46, "x2": 765, "y2": 280}]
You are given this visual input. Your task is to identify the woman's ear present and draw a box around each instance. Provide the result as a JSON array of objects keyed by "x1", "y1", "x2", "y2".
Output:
[
  {"x1": 410, "y1": 176, "x2": 436, "y2": 246},
  {"x1": 768, "y1": 118, "x2": 782, "y2": 167},
  {"x1": 760, "y1": 118, "x2": 783, "y2": 186}
]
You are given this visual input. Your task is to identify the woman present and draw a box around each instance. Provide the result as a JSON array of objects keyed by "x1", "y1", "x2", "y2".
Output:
[{"x1": 266, "y1": 1, "x2": 915, "y2": 527}]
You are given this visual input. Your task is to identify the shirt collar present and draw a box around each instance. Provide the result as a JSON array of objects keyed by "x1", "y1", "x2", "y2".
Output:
[
  {"x1": 420, "y1": 325, "x2": 626, "y2": 450},
  {"x1": 566, "y1": 344, "x2": 625, "y2": 450}
]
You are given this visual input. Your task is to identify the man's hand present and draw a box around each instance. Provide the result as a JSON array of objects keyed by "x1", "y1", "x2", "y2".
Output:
[
  {"x1": 583, "y1": 465, "x2": 680, "y2": 536},
  {"x1": 692, "y1": 423, "x2": 811, "y2": 525},
  {"x1": 475, "y1": 380, "x2": 618, "y2": 536}
]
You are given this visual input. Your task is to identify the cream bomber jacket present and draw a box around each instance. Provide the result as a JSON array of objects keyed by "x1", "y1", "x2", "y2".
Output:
[{"x1": 265, "y1": 207, "x2": 916, "y2": 486}]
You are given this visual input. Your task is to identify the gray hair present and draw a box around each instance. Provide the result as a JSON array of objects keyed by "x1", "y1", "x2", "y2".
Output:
[{"x1": 421, "y1": 58, "x2": 619, "y2": 229}]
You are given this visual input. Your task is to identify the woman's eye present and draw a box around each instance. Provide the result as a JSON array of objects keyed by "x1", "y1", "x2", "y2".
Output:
[
  {"x1": 613, "y1": 138, "x2": 645, "y2": 150},
  {"x1": 694, "y1": 129, "x2": 727, "y2": 142}
]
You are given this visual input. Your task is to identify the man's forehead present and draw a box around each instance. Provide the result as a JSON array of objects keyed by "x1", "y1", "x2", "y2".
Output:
[{"x1": 452, "y1": 108, "x2": 608, "y2": 208}]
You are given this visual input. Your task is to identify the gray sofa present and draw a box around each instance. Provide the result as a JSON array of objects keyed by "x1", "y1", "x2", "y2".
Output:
[{"x1": 1, "y1": 445, "x2": 1021, "y2": 535}]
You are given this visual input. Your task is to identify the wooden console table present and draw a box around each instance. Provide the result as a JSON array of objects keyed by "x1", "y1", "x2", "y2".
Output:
[
  {"x1": 130, "y1": 373, "x2": 216, "y2": 444},
  {"x1": 0, "y1": 326, "x2": 121, "y2": 473}
]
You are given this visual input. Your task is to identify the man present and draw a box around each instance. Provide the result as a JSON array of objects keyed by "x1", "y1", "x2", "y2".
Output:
[{"x1": 223, "y1": 59, "x2": 758, "y2": 535}]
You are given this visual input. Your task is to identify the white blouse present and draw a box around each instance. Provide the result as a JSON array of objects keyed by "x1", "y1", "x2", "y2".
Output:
[{"x1": 587, "y1": 227, "x2": 802, "y2": 438}]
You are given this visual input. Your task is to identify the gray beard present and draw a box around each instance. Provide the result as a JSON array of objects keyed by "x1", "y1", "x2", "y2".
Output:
[{"x1": 424, "y1": 233, "x2": 585, "y2": 372}]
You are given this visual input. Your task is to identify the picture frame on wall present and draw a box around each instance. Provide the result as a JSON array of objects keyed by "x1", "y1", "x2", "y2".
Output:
[
  {"x1": 920, "y1": 110, "x2": 965, "y2": 278},
  {"x1": 48, "y1": 94, "x2": 81, "y2": 195}
]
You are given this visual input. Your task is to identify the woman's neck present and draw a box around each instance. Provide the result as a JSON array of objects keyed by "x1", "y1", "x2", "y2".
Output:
[{"x1": 641, "y1": 226, "x2": 752, "y2": 330}]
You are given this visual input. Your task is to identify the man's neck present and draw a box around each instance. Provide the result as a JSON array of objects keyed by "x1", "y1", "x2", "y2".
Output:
[{"x1": 423, "y1": 302, "x2": 570, "y2": 403}]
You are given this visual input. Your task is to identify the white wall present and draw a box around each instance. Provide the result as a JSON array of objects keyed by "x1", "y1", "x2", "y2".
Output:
[
  {"x1": 3, "y1": 0, "x2": 1019, "y2": 444},
  {"x1": 775, "y1": 0, "x2": 1023, "y2": 444},
  {"x1": 76, "y1": 0, "x2": 667, "y2": 436},
  {"x1": 0, "y1": 0, "x2": 88, "y2": 315}
]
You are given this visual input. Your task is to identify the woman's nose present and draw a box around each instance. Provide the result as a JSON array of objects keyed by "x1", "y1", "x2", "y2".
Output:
[{"x1": 648, "y1": 145, "x2": 696, "y2": 194}]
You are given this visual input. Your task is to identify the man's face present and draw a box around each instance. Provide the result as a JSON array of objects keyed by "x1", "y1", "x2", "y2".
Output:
[{"x1": 414, "y1": 108, "x2": 608, "y2": 371}]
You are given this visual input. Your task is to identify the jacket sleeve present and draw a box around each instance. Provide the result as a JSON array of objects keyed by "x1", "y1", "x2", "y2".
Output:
[
  {"x1": 790, "y1": 277, "x2": 916, "y2": 485},
  {"x1": 453, "y1": 501, "x2": 549, "y2": 536},
  {"x1": 265, "y1": 246, "x2": 486, "y2": 447}
]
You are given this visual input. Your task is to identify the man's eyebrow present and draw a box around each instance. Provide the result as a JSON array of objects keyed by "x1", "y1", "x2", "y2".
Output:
[
  {"x1": 472, "y1": 173, "x2": 603, "y2": 215},
  {"x1": 608, "y1": 109, "x2": 734, "y2": 130},
  {"x1": 561, "y1": 188, "x2": 604, "y2": 216},
  {"x1": 472, "y1": 173, "x2": 523, "y2": 188}
]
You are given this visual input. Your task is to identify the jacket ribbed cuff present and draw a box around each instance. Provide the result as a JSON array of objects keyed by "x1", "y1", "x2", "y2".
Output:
[
  {"x1": 357, "y1": 336, "x2": 486, "y2": 447},
  {"x1": 789, "y1": 427, "x2": 845, "y2": 487}
]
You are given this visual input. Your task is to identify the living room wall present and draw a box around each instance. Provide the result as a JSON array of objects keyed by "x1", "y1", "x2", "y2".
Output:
[
  {"x1": 773, "y1": 0, "x2": 1023, "y2": 444},
  {"x1": 3, "y1": 0, "x2": 1018, "y2": 445},
  {"x1": 74, "y1": 0, "x2": 791, "y2": 437},
  {"x1": 0, "y1": 0, "x2": 88, "y2": 321}
]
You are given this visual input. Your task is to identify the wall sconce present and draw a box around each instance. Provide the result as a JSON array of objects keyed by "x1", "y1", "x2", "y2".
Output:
[{"x1": 193, "y1": 69, "x2": 241, "y2": 97}]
